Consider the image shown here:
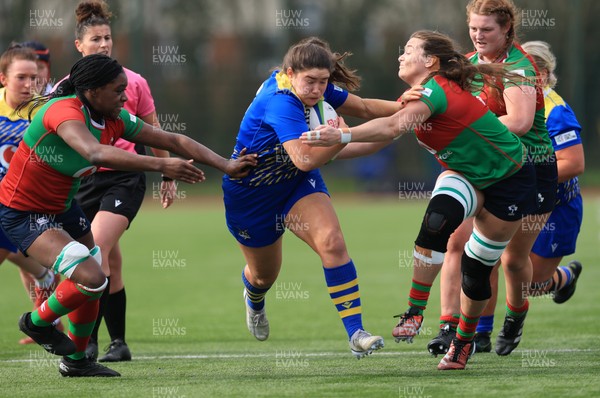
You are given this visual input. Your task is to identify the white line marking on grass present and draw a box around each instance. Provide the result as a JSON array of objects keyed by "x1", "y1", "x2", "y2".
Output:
[{"x1": 2, "y1": 348, "x2": 597, "y2": 363}]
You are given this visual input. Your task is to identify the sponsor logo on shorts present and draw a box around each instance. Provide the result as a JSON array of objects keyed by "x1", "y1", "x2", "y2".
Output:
[
  {"x1": 238, "y1": 230, "x2": 251, "y2": 240},
  {"x1": 115, "y1": 199, "x2": 122, "y2": 207},
  {"x1": 508, "y1": 204, "x2": 518, "y2": 216}
]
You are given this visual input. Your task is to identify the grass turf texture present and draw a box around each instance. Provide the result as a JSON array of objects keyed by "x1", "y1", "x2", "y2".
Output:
[{"x1": 0, "y1": 195, "x2": 598, "y2": 397}]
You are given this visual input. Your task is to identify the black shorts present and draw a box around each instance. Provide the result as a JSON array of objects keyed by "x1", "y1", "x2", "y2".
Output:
[
  {"x1": 75, "y1": 171, "x2": 146, "y2": 226},
  {"x1": 0, "y1": 201, "x2": 91, "y2": 255},
  {"x1": 534, "y1": 161, "x2": 558, "y2": 215},
  {"x1": 481, "y1": 162, "x2": 538, "y2": 222}
]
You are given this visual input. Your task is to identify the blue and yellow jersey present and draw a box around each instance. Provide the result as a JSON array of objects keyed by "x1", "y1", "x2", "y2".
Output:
[
  {"x1": 544, "y1": 87, "x2": 582, "y2": 205},
  {"x1": 227, "y1": 70, "x2": 348, "y2": 187},
  {"x1": 0, "y1": 88, "x2": 38, "y2": 180}
]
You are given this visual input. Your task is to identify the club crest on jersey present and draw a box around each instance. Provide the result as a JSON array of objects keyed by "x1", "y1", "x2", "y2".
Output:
[{"x1": 0, "y1": 144, "x2": 17, "y2": 169}]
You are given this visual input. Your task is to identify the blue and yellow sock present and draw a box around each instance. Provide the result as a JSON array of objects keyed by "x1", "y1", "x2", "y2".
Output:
[
  {"x1": 242, "y1": 270, "x2": 270, "y2": 311},
  {"x1": 324, "y1": 260, "x2": 363, "y2": 339}
]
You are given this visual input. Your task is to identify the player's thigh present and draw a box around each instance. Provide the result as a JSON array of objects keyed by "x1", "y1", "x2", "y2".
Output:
[
  {"x1": 91, "y1": 211, "x2": 129, "y2": 249},
  {"x1": 506, "y1": 211, "x2": 551, "y2": 260},
  {"x1": 286, "y1": 192, "x2": 347, "y2": 258}
]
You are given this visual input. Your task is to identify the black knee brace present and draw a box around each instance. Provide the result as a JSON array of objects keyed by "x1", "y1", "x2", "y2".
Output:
[
  {"x1": 461, "y1": 252, "x2": 494, "y2": 301},
  {"x1": 415, "y1": 194, "x2": 465, "y2": 253}
]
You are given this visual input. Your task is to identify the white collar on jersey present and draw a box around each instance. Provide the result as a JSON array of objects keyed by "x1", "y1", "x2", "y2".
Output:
[{"x1": 81, "y1": 105, "x2": 106, "y2": 129}]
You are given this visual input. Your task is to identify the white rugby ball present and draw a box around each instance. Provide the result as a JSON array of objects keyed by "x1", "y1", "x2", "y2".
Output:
[{"x1": 308, "y1": 100, "x2": 339, "y2": 129}]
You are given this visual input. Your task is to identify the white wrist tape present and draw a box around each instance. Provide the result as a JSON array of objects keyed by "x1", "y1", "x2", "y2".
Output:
[{"x1": 339, "y1": 128, "x2": 352, "y2": 144}]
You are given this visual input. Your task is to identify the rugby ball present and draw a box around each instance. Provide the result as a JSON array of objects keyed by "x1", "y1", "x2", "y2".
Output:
[{"x1": 308, "y1": 100, "x2": 339, "y2": 129}]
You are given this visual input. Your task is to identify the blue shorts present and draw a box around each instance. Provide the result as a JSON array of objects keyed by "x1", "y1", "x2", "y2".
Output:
[
  {"x1": 481, "y1": 161, "x2": 538, "y2": 221},
  {"x1": 0, "y1": 228, "x2": 17, "y2": 252},
  {"x1": 531, "y1": 195, "x2": 583, "y2": 258},
  {"x1": 534, "y1": 162, "x2": 558, "y2": 215},
  {"x1": 223, "y1": 170, "x2": 329, "y2": 248},
  {"x1": 0, "y1": 202, "x2": 91, "y2": 255}
]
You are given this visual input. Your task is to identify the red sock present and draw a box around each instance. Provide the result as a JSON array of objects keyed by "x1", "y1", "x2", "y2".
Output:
[
  {"x1": 31, "y1": 279, "x2": 96, "y2": 326},
  {"x1": 67, "y1": 299, "x2": 100, "y2": 359},
  {"x1": 456, "y1": 310, "x2": 479, "y2": 342},
  {"x1": 440, "y1": 313, "x2": 460, "y2": 330},
  {"x1": 408, "y1": 279, "x2": 432, "y2": 313},
  {"x1": 506, "y1": 299, "x2": 529, "y2": 318}
]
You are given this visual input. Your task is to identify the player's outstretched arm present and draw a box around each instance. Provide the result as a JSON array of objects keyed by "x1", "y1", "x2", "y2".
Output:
[
  {"x1": 301, "y1": 101, "x2": 432, "y2": 146},
  {"x1": 131, "y1": 123, "x2": 258, "y2": 178},
  {"x1": 56, "y1": 120, "x2": 204, "y2": 183},
  {"x1": 338, "y1": 85, "x2": 424, "y2": 119}
]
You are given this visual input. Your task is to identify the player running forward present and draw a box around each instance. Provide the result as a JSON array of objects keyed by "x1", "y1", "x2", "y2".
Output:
[
  {"x1": 429, "y1": 0, "x2": 558, "y2": 357},
  {"x1": 223, "y1": 37, "x2": 419, "y2": 358},
  {"x1": 0, "y1": 54, "x2": 256, "y2": 377},
  {"x1": 302, "y1": 31, "x2": 538, "y2": 370}
]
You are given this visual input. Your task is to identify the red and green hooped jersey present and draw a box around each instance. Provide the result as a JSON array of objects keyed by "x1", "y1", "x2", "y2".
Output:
[
  {"x1": 468, "y1": 43, "x2": 553, "y2": 162},
  {"x1": 415, "y1": 75, "x2": 525, "y2": 190},
  {"x1": 0, "y1": 95, "x2": 142, "y2": 213}
]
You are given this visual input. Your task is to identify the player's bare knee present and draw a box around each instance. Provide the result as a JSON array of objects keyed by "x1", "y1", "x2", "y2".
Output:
[
  {"x1": 85, "y1": 264, "x2": 108, "y2": 289},
  {"x1": 500, "y1": 251, "x2": 529, "y2": 272},
  {"x1": 315, "y1": 229, "x2": 347, "y2": 259}
]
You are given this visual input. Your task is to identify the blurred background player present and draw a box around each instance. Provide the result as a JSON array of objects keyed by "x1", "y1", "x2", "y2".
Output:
[
  {"x1": 21, "y1": 40, "x2": 53, "y2": 95},
  {"x1": 451, "y1": 40, "x2": 585, "y2": 354},
  {"x1": 63, "y1": 0, "x2": 177, "y2": 362},
  {"x1": 523, "y1": 40, "x2": 583, "y2": 303},
  {"x1": 0, "y1": 43, "x2": 63, "y2": 343}
]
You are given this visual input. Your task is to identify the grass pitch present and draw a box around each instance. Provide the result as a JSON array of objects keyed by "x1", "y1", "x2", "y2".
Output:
[{"x1": 0, "y1": 194, "x2": 598, "y2": 398}]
